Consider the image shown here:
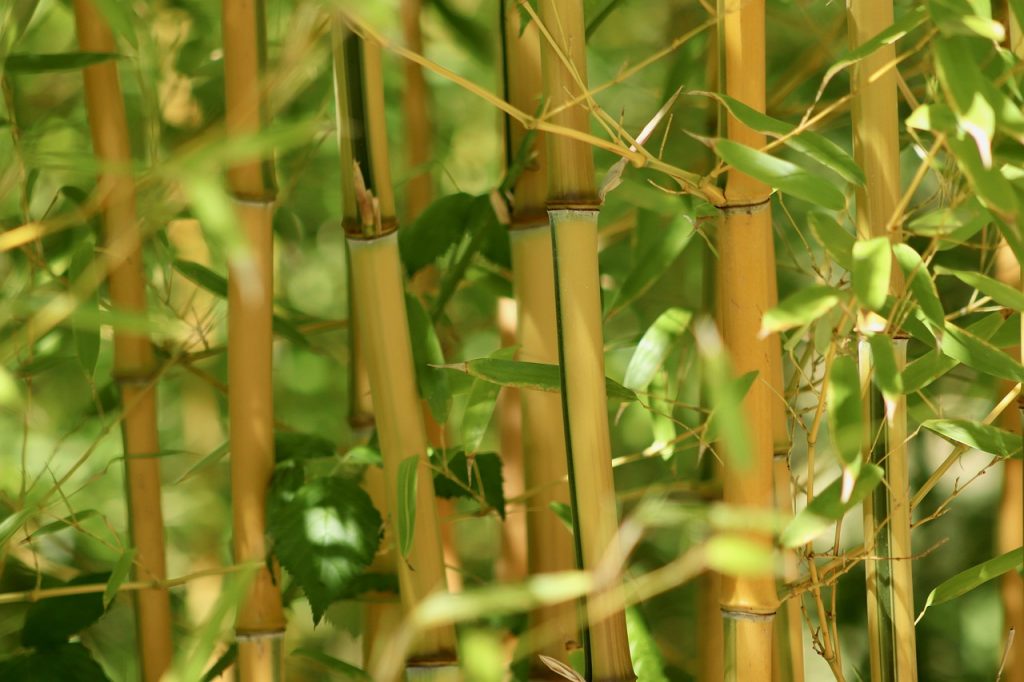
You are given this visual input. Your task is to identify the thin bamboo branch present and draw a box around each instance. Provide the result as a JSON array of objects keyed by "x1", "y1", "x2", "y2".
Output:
[{"x1": 71, "y1": 3, "x2": 173, "y2": 679}]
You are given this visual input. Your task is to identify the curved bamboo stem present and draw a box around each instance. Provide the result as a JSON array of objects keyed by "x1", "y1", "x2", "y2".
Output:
[
  {"x1": 717, "y1": 0, "x2": 778, "y2": 679},
  {"x1": 222, "y1": 0, "x2": 286, "y2": 678},
  {"x1": 71, "y1": 3, "x2": 173, "y2": 679},
  {"x1": 537, "y1": 1, "x2": 635, "y2": 679}
]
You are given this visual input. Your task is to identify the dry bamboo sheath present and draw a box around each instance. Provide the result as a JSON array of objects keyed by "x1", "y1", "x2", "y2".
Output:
[
  {"x1": 222, "y1": 0, "x2": 287, "y2": 679},
  {"x1": 72, "y1": 2, "x2": 173, "y2": 679},
  {"x1": 716, "y1": 0, "x2": 779, "y2": 680},
  {"x1": 537, "y1": 1, "x2": 635, "y2": 679},
  {"x1": 334, "y1": 20, "x2": 457, "y2": 676},
  {"x1": 501, "y1": 0, "x2": 580, "y2": 673},
  {"x1": 849, "y1": 1, "x2": 917, "y2": 680}
]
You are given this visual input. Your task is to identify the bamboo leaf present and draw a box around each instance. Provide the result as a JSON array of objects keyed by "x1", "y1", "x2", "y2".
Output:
[
  {"x1": 929, "y1": 0, "x2": 1006, "y2": 41},
  {"x1": 0, "y1": 643, "x2": 110, "y2": 682},
  {"x1": 705, "y1": 534, "x2": 774, "y2": 576},
  {"x1": 780, "y1": 464, "x2": 884, "y2": 547},
  {"x1": 761, "y1": 285, "x2": 844, "y2": 335},
  {"x1": 398, "y1": 192, "x2": 475, "y2": 276},
  {"x1": 406, "y1": 293, "x2": 452, "y2": 422},
  {"x1": 892, "y1": 244, "x2": 945, "y2": 331},
  {"x1": 444, "y1": 358, "x2": 638, "y2": 403},
  {"x1": 852, "y1": 237, "x2": 891, "y2": 311},
  {"x1": 921, "y1": 419, "x2": 1022, "y2": 458},
  {"x1": 809, "y1": 212, "x2": 855, "y2": 270},
  {"x1": 4, "y1": 51, "x2": 121, "y2": 73},
  {"x1": 291, "y1": 648, "x2": 371, "y2": 680},
  {"x1": 868, "y1": 334, "x2": 904, "y2": 397},
  {"x1": 934, "y1": 265, "x2": 1024, "y2": 311},
  {"x1": 625, "y1": 606, "x2": 670, "y2": 682},
  {"x1": 623, "y1": 308, "x2": 693, "y2": 392},
  {"x1": 69, "y1": 237, "x2": 100, "y2": 377},
  {"x1": 605, "y1": 210, "x2": 695, "y2": 316},
  {"x1": 713, "y1": 94, "x2": 864, "y2": 185},
  {"x1": 173, "y1": 442, "x2": 230, "y2": 484},
  {"x1": 462, "y1": 348, "x2": 516, "y2": 452},
  {"x1": 22, "y1": 573, "x2": 110, "y2": 647},
  {"x1": 694, "y1": 318, "x2": 753, "y2": 471},
  {"x1": 267, "y1": 477, "x2": 382, "y2": 624},
  {"x1": 920, "y1": 547, "x2": 1024, "y2": 619},
  {"x1": 396, "y1": 456, "x2": 419, "y2": 560},
  {"x1": 432, "y1": 451, "x2": 506, "y2": 518},
  {"x1": 945, "y1": 135, "x2": 1017, "y2": 215},
  {"x1": 941, "y1": 320, "x2": 1024, "y2": 382},
  {"x1": 103, "y1": 549, "x2": 135, "y2": 609},
  {"x1": 25, "y1": 510, "x2": 102, "y2": 541},
  {"x1": 902, "y1": 313, "x2": 1004, "y2": 392},
  {"x1": 714, "y1": 139, "x2": 846, "y2": 210},
  {"x1": 827, "y1": 355, "x2": 863, "y2": 468}
]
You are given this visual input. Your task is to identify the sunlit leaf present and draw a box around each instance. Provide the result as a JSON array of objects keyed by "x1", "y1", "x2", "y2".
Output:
[
  {"x1": 623, "y1": 308, "x2": 692, "y2": 392},
  {"x1": 714, "y1": 139, "x2": 846, "y2": 210},
  {"x1": 605, "y1": 210, "x2": 695, "y2": 317},
  {"x1": 852, "y1": 237, "x2": 891, "y2": 312},
  {"x1": 941, "y1": 321, "x2": 1024, "y2": 382},
  {"x1": 868, "y1": 333, "x2": 904, "y2": 397},
  {"x1": 104, "y1": 549, "x2": 135, "y2": 609},
  {"x1": 920, "y1": 547, "x2": 1024, "y2": 619},
  {"x1": 934, "y1": 265, "x2": 1024, "y2": 311},
  {"x1": 780, "y1": 464, "x2": 883, "y2": 547},
  {"x1": 922, "y1": 419, "x2": 1022, "y2": 458},
  {"x1": 5, "y1": 52, "x2": 120, "y2": 73},
  {"x1": 761, "y1": 285, "x2": 844, "y2": 335},
  {"x1": 810, "y1": 212, "x2": 855, "y2": 270},
  {"x1": 827, "y1": 355, "x2": 863, "y2": 468}
]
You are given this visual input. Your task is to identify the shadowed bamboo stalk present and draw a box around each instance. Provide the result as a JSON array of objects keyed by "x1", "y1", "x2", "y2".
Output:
[
  {"x1": 537, "y1": 1, "x2": 635, "y2": 679},
  {"x1": 400, "y1": 0, "x2": 433, "y2": 218},
  {"x1": 72, "y1": 2, "x2": 173, "y2": 679},
  {"x1": 497, "y1": 297, "x2": 527, "y2": 584},
  {"x1": 849, "y1": 1, "x2": 917, "y2": 679},
  {"x1": 502, "y1": 0, "x2": 580, "y2": 674},
  {"x1": 716, "y1": 0, "x2": 779, "y2": 679},
  {"x1": 222, "y1": 0, "x2": 286, "y2": 678},
  {"x1": 334, "y1": 19, "x2": 457, "y2": 676},
  {"x1": 995, "y1": 240, "x2": 1023, "y2": 682}
]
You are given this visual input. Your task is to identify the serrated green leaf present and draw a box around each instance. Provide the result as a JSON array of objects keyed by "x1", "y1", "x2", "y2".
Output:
[
  {"x1": 853, "y1": 237, "x2": 892, "y2": 311},
  {"x1": 396, "y1": 456, "x2": 419, "y2": 560},
  {"x1": 922, "y1": 419, "x2": 1022, "y2": 458},
  {"x1": 934, "y1": 265, "x2": 1024, "y2": 311},
  {"x1": 780, "y1": 464, "x2": 884, "y2": 547},
  {"x1": 827, "y1": 355, "x2": 862, "y2": 467},
  {"x1": 809, "y1": 212, "x2": 855, "y2": 270},
  {"x1": 920, "y1": 547, "x2": 1024, "y2": 619},
  {"x1": 761, "y1": 285, "x2": 843, "y2": 335},
  {"x1": 267, "y1": 477, "x2": 381, "y2": 624},
  {"x1": 623, "y1": 308, "x2": 692, "y2": 392},
  {"x1": 22, "y1": 573, "x2": 110, "y2": 647},
  {"x1": 0, "y1": 643, "x2": 110, "y2": 681},
  {"x1": 606, "y1": 210, "x2": 695, "y2": 317},
  {"x1": 5, "y1": 52, "x2": 120, "y2": 73},
  {"x1": 291, "y1": 648, "x2": 371, "y2": 680},
  {"x1": 104, "y1": 549, "x2": 135, "y2": 609},
  {"x1": 714, "y1": 139, "x2": 846, "y2": 210},
  {"x1": 406, "y1": 293, "x2": 451, "y2": 423}
]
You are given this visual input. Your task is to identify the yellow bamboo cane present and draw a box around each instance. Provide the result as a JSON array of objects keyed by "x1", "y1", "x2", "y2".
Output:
[
  {"x1": 222, "y1": 0, "x2": 286, "y2": 678},
  {"x1": 400, "y1": 0, "x2": 433, "y2": 219},
  {"x1": 537, "y1": 1, "x2": 635, "y2": 678},
  {"x1": 717, "y1": 0, "x2": 779, "y2": 680},
  {"x1": 502, "y1": 1, "x2": 581, "y2": 673},
  {"x1": 335, "y1": 19, "x2": 457, "y2": 676},
  {"x1": 849, "y1": 1, "x2": 917, "y2": 679},
  {"x1": 72, "y1": 3, "x2": 173, "y2": 679}
]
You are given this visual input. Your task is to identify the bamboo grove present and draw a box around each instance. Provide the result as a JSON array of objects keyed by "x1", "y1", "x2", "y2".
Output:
[{"x1": 0, "y1": 0, "x2": 1022, "y2": 681}]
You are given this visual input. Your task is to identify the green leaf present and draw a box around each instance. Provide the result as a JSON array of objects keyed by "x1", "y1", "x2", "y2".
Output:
[
  {"x1": 26, "y1": 510, "x2": 102, "y2": 540},
  {"x1": 714, "y1": 139, "x2": 846, "y2": 210},
  {"x1": 605, "y1": 210, "x2": 695, "y2": 317},
  {"x1": 761, "y1": 285, "x2": 844, "y2": 335},
  {"x1": 780, "y1": 464, "x2": 884, "y2": 547},
  {"x1": 103, "y1": 549, "x2": 135, "y2": 609},
  {"x1": 901, "y1": 313, "x2": 1004, "y2": 392},
  {"x1": 4, "y1": 52, "x2": 121, "y2": 73},
  {"x1": 714, "y1": 94, "x2": 863, "y2": 185},
  {"x1": 22, "y1": 573, "x2": 110, "y2": 647},
  {"x1": 892, "y1": 244, "x2": 945, "y2": 331},
  {"x1": 406, "y1": 294, "x2": 452, "y2": 423},
  {"x1": 929, "y1": 0, "x2": 1006, "y2": 40},
  {"x1": 705, "y1": 534, "x2": 774, "y2": 576},
  {"x1": 932, "y1": 37, "x2": 997, "y2": 167},
  {"x1": 69, "y1": 238, "x2": 100, "y2": 377},
  {"x1": 827, "y1": 355, "x2": 862, "y2": 468},
  {"x1": 291, "y1": 648, "x2": 371, "y2": 680},
  {"x1": 867, "y1": 334, "x2": 904, "y2": 397},
  {"x1": 0, "y1": 643, "x2": 110, "y2": 681},
  {"x1": 941, "y1": 321, "x2": 1024, "y2": 382},
  {"x1": 934, "y1": 265, "x2": 1024, "y2": 311},
  {"x1": 945, "y1": 135, "x2": 1017, "y2": 215},
  {"x1": 173, "y1": 442, "x2": 230, "y2": 484},
  {"x1": 922, "y1": 419, "x2": 1022, "y2": 458},
  {"x1": 396, "y1": 456, "x2": 419, "y2": 560},
  {"x1": 446, "y1": 358, "x2": 638, "y2": 403},
  {"x1": 920, "y1": 547, "x2": 1024, "y2": 619},
  {"x1": 432, "y1": 451, "x2": 506, "y2": 518},
  {"x1": 173, "y1": 259, "x2": 227, "y2": 298},
  {"x1": 426, "y1": 0, "x2": 492, "y2": 60},
  {"x1": 852, "y1": 237, "x2": 891, "y2": 311},
  {"x1": 275, "y1": 431, "x2": 337, "y2": 463},
  {"x1": 809, "y1": 212, "x2": 855, "y2": 270},
  {"x1": 625, "y1": 607, "x2": 670, "y2": 682},
  {"x1": 462, "y1": 348, "x2": 516, "y2": 452},
  {"x1": 398, "y1": 193, "x2": 475, "y2": 276},
  {"x1": 694, "y1": 318, "x2": 753, "y2": 471},
  {"x1": 623, "y1": 308, "x2": 693, "y2": 392},
  {"x1": 267, "y1": 477, "x2": 382, "y2": 624}
]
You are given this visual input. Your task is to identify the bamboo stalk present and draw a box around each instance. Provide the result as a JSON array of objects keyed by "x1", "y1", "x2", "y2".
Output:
[
  {"x1": 72, "y1": 3, "x2": 173, "y2": 679},
  {"x1": 400, "y1": 0, "x2": 433, "y2": 219},
  {"x1": 222, "y1": 0, "x2": 286, "y2": 678},
  {"x1": 502, "y1": 1, "x2": 580, "y2": 674},
  {"x1": 996, "y1": 239, "x2": 1023, "y2": 682},
  {"x1": 716, "y1": 0, "x2": 778, "y2": 679},
  {"x1": 497, "y1": 296, "x2": 527, "y2": 584},
  {"x1": 537, "y1": 1, "x2": 635, "y2": 679},
  {"x1": 849, "y1": 1, "x2": 917, "y2": 679},
  {"x1": 334, "y1": 19, "x2": 457, "y2": 674}
]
